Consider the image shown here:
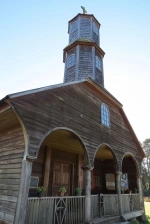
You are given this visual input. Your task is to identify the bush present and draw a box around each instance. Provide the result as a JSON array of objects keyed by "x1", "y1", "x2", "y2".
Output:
[{"x1": 130, "y1": 218, "x2": 140, "y2": 224}]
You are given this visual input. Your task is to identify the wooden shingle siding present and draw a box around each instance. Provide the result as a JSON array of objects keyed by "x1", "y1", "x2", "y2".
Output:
[
  {"x1": 64, "y1": 47, "x2": 76, "y2": 83},
  {"x1": 0, "y1": 126, "x2": 25, "y2": 224},
  {"x1": 80, "y1": 17, "x2": 91, "y2": 39},
  {"x1": 9, "y1": 82, "x2": 142, "y2": 171},
  {"x1": 92, "y1": 30, "x2": 99, "y2": 45},
  {"x1": 79, "y1": 45, "x2": 93, "y2": 79}
]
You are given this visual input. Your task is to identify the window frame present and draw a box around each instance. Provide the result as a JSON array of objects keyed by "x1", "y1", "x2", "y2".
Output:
[
  {"x1": 95, "y1": 56, "x2": 102, "y2": 71},
  {"x1": 67, "y1": 54, "x2": 75, "y2": 68},
  {"x1": 101, "y1": 103, "x2": 110, "y2": 128},
  {"x1": 29, "y1": 176, "x2": 39, "y2": 189},
  {"x1": 71, "y1": 21, "x2": 78, "y2": 33},
  {"x1": 93, "y1": 22, "x2": 99, "y2": 35}
]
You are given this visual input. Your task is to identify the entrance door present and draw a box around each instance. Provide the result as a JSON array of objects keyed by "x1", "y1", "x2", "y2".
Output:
[{"x1": 52, "y1": 161, "x2": 72, "y2": 196}]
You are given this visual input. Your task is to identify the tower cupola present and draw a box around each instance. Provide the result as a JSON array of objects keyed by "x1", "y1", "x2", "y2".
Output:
[{"x1": 63, "y1": 10, "x2": 105, "y2": 87}]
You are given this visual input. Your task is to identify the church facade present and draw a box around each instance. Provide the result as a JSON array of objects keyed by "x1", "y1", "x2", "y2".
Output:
[{"x1": 0, "y1": 12, "x2": 145, "y2": 224}]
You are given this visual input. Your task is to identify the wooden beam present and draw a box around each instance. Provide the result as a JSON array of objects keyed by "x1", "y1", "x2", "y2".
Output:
[
  {"x1": 78, "y1": 155, "x2": 83, "y2": 188},
  {"x1": 14, "y1": 159, "x2": 33, "y2": 224},
  {"x1": 43, "y1": 147, "x2": 51, "y2": 196},
  {"x1": 0, "y1": 104, "x2": 10, "y2": 114}
]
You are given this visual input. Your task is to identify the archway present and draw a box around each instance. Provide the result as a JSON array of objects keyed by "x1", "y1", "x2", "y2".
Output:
[
  {"x1": 29, "y1": 128, "x2": 89, "y2": 197},
  {"x1": 92, "y1": 144, "x2": 119, "y2": 194},
  {"x1": 121, "y1": 153, "x2": 139, "y2": 193}
]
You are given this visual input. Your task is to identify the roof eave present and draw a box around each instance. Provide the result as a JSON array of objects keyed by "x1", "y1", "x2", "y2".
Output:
[{"x1": 63, "y1": 40, "x2": 105, "y2": 62}]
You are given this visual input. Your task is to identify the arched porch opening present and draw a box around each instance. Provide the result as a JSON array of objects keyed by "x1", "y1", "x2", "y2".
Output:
[
  {"x1": 92, "y1": 144, "x2": 119, "y2": 194},
  {"x1": 121, "y1": 153, "x2": 139, "y2": 193},
  {"x1": 29, "y1": 128, "x2": 89, "y2": 197}
]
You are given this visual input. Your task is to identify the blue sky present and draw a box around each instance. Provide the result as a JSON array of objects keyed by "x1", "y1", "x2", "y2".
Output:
[{"x1": 0, "y1": 0, "x2": 150, "y2": 142}]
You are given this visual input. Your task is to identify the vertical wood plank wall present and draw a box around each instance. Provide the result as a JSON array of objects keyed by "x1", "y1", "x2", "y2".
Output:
[{"x1": 0, "y1": 126, "x2": 25, "y2": 224}]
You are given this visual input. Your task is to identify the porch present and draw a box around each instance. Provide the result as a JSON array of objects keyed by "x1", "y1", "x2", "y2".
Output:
[{"x1": 25, "y1": 193, "x2": 143, "y2": 224}]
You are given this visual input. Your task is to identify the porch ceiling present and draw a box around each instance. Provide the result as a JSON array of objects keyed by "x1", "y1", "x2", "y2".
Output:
[
  {"x1": 41, "y1": 130, "x2": 84, "y2": 155},
  {"x1": 41, "y1": 130, "x2": 114, "y2": 160},
  {"x1": 95, "y1": 146, "x2": 114, "y2": 160}
]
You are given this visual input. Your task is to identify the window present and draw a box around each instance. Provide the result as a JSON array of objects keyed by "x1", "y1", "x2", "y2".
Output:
[
  {"x1": 67, "y1": 54, "x2": 75, "y2": 68},
  {"x1": 93, "y1": 22, "x2": 99, "y2": 35},
  {"x1": 101, "y1": 103, "x2": 110, "y2": 127},
  {"x1": 29, "y1": 176, "x2": 39, "y2": 188},
  {"x1": 71, "y1": 21, "x2": 77, "y2": 33},
  {"x1": 96, "y1": 56, "x2": 102, "y2": 71}
]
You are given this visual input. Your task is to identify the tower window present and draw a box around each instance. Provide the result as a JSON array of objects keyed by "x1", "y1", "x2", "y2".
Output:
[
  {"x1": 93, "y1": 23, "x2": 99, "y2": 35},
  {"x1": 71, "y1": 21, "x2": 78, "y2": 33},
  {"x1": 67, "y1": 54, "x2": 75, "y2": 68},
  {"x1": 96, "y1": 56, "x2": 102, "y2": 71},
  {"x1": 101, "y1": 103, "x2": 110, "y2": 127}
]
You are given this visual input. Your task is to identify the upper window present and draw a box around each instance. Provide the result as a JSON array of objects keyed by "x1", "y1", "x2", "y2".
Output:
[
  {"x1": 67, "y1": 54, "x2": 75, "y2": 68},
  {"x1": 101, "y1": 103, "x2": 110, "y2": 127},
  {"x1": 71, "y1": 21, "x2": 78, "y2": 33},
  {"x1": 96, "y1": 56, "x2": 102, "y2": 71},
  {"x1": 93, "y1": 23, "x2": 99, "y2": 35}
]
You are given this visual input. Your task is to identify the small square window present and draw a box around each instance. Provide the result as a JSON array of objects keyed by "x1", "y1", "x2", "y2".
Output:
[{"x1": 30, "y1": 176, "x2": 39, "y2": 188}]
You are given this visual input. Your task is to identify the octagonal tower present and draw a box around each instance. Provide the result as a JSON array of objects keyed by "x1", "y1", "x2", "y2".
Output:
[{"x1": 63, "y1": 13, "x2": 105, "y2": 87}]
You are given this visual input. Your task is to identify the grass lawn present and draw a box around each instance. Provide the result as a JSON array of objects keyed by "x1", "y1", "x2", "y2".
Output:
[
  {"x1": 130, "y1": 203, "x2": 150, "y2": 224},
  {"x1": 145, "y1": 202, "x2": 150, "y2": 218},
  {"x1": 139, "y1": 202, "x2": 150, "y2": 223}
]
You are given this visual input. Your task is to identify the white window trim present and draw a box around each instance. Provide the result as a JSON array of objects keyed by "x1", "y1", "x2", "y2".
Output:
[{"x1": 101, "y1": 103, "x2": 110, "y2": 127}]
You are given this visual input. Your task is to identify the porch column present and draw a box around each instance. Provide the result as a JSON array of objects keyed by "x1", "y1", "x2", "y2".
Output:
[
  {"x1": 137, "y1": 175, "x2": 144, "y2": 209},
  {"x1": 43, "y1": 147, "x2": 51, "y2": 196},
  {"x1": 14, "y1": 156, "x2": 33, "y2": 224},
  {"x1": 116, "y1": 171, "x2": 123, "y2": 215},
  {"x1": 83, "y1": 166, "x2": 93, "y2": 224}
]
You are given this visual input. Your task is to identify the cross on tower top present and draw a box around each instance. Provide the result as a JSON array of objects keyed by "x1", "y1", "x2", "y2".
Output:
[{"x1": 81, "y1": 6, "x2": 87, "y2": 14}]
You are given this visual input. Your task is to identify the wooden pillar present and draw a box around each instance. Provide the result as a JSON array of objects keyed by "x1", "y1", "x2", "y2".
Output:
[
  {"x1": 43, "y1": 147, "x2": 51, "y2": 195},
  {"x1": 116, "y1": 171, "x2": 123, "y2": 215},
  {"x1": 78, "y1": 154, "x2": 83, "y2": 188},
  {"x1": 83, "y1": 166, "x2": 92, "y2": 224},
  {"x1": 137, "y1": 175, "x2": 144, "y2": 209},
  {"x1": 14, "y1": 157, "x2": 33, "y2": 224}
]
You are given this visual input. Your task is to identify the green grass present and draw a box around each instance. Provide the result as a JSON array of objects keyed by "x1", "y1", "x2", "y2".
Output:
[
  {"x1": 145, "y1": 202, "x2": 150, "y2": 218},
  {"x1": 138, "y1": 202, "x2": 150, "y2": 224},
  {"x1": 130, "y1": 202, "x2": 150, "y2": 224}
]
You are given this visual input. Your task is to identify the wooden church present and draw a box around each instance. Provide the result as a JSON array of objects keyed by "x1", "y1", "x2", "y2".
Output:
[{"x1": 0, "y1": 10, "x2": 146, "y2": 224}]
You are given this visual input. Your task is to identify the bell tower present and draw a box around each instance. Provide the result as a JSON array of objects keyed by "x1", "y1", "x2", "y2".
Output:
[{"x1": 63, "y1": 8, "x2": 105, "y2": 87}]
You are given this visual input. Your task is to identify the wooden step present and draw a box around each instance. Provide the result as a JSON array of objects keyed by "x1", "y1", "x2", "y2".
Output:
[
  {"x1": 92, "y1": 216, "x2": 129, "y2": 224},
  {"x1": 92, "y1": 216, "x2": 121, "y2": 224},
  {"x1": 113, "y1": 222, "x2": 129, "y2": 224}
]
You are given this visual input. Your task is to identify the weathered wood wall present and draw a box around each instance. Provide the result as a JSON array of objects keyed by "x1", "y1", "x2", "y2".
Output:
[
  {"x1": 0, "y1": 125, "x2": 25, "y2": 224},
  {"x1": 9, "y1": 81, "x2": 143, "y2": 172}
]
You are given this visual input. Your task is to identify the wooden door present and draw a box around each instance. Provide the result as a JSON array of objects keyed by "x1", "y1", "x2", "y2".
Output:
[{"x1": 52, "y1": 161, "x2": 72, "y2": 196}]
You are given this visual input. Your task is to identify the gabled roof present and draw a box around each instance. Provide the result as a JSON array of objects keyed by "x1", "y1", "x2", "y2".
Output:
[
  {"x1": 0, "y1": 78, "x2": 120, "y2": 106},
  {"x1": 0, "y1": 78, "x2": 146, "y2": 158}
]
